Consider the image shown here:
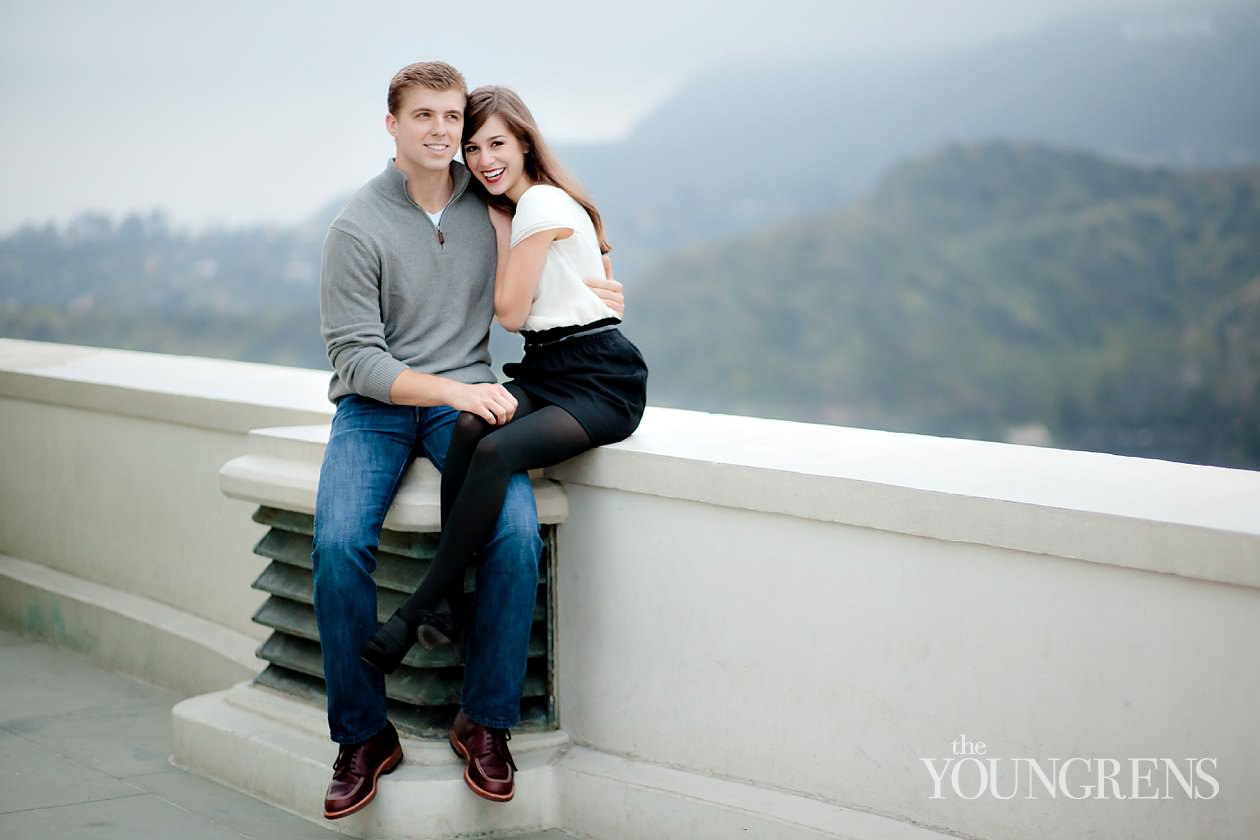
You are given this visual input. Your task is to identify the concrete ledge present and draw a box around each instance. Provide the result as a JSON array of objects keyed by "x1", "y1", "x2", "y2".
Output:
[
  {"x1": 0, "y1": 338, "x2": 332, "y2": 433},
  {"x1": 549, "y1": 408, "x2": 1260, "y2": 588},
  {"x1": 0, "y1": 554, "x2": 260, "y2": 696},
  {"x1": 221, "y1": 425, "x2": 570, "y2": 528},
  {"x1": 172, "y1": 683, "x2": 567, "y2": 838},
  {"x1": 555, "y1": 747, "x2": 958, "y2": 840}
]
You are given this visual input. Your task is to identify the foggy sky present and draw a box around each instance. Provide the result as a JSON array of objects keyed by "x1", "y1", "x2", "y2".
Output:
[{"x1": 1, "y1": 0, "x2": 1166, "y2": 232}]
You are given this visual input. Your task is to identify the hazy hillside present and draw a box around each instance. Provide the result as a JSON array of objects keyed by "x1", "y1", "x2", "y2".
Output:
[
  {"x1": 628, "y1": 142, "x2": 1260, "y2": 469},
  {"x1": 0, "y1": 209, "x2": 526, "y2": 374},
  {"x1": 2, "y1": 143, "x2": 1256, "y2": 469},
  {"x1": 557, "y1": 0, "x2": 1260, "y2": 277},
  {"x1": 301, "y1": 2, "x2": 1257, "y2": 280},
  {"x1": 0, "y1": 213, "x2": 328, "y2": 368}
]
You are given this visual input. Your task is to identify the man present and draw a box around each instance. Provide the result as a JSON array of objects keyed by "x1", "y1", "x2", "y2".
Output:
[{"x1": 313, "y1": 61, "x2": 623, "y2": 819}]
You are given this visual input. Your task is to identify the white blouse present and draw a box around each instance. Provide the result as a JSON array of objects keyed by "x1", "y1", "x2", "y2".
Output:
[{"x1": 510, "y1": 185, "x2": 620, "y2": 332}]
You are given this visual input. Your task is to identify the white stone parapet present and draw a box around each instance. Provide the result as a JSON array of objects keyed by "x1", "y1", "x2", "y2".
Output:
[
  {"x1": 220, "y1": 424, "x2": 569, "y2": 529},
  {"x1": 2, "y1": 339, "x2": 1257, "y2": 839},
  {"x1": 548, "y1": 406, "x2": 1260, "y2": 586}
]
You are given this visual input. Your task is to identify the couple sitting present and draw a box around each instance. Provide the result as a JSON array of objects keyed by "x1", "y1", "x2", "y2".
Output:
[{"x1": 314, "y1": 60, "x2": 647, "y2": 820}]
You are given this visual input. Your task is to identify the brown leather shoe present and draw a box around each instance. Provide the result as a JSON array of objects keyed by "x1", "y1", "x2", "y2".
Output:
[
  {"x1": 448, "y1": 709, "x2": 517, "y2": 802},
  {"x1": 323, "y1": 722, "x2": 403, "y2": 819}
]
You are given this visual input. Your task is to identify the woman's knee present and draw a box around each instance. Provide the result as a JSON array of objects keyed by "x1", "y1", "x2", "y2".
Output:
[{"x1": 453, "y1": 411, "x2": 491, "y2": 446}]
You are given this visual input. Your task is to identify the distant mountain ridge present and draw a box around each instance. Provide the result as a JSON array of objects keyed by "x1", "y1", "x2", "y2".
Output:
[
  {"x1": 299, "y1": 2, "x2": 1258, "y2": 279},
  {"x1": 627, "y1": 141, "x2": 1260, "y2": 469},
  {"x1": 556, "y1": 0, "x2": 1260, "y2": 278}
]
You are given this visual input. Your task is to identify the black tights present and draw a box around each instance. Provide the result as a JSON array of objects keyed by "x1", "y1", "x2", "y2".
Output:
[{"x1": 397, "y1": 383, "x2": 592, "y2": 624}]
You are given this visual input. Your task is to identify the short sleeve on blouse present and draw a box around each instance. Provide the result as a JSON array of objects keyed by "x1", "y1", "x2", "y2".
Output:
[{"x1": 511, "y1": 185, "x2": 577, "y2": 246}]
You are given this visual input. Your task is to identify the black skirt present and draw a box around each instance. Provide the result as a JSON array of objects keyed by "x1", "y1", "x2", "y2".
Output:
[{"x1": 504, "y1": 324, "x2": 648, "y2": 446}]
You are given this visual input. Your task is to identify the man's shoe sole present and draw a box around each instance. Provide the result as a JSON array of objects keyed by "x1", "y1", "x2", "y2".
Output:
[
  {"x1": 322, "y1": 744, "x2": 404, "y2": 820},
  {"x1": 448, "y1": 731, "x2": 515, "y2": 802}
]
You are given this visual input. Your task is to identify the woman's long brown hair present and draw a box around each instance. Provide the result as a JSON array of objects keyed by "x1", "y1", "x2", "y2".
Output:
[{"x1": 463, "y1": 85, "x2": 612, "y2": 254}]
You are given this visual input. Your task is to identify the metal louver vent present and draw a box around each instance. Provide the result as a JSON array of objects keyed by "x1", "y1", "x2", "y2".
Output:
[{"x1": 247, "y1": 506, "x2": 555, "y2": 736}]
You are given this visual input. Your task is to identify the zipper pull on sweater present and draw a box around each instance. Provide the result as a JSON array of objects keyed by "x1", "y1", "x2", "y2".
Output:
[{"x1": 436, "y1": 229, "x2": 445, "y2": 246}]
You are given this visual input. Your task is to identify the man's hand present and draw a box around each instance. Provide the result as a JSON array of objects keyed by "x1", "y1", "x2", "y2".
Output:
[
  {"x1": 448, "y1": 381, "x2": 518, "y2": 425},
  {"x1": 585, "y1": 254, "x2": 625, "y2": 318},
  {"x1": 387, "y1": 371, "x2": 517, "y2": 422}
]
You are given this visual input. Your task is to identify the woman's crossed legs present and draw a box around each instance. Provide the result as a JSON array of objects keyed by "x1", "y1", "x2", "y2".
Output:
[{"x1": 361, "y1": 384, "x2": 591, "y2": 672}]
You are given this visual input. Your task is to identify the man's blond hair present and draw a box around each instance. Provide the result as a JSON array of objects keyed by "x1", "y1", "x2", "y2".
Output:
[{"x1": 388, "y1": 61, "x2": 467, "y2": 115}]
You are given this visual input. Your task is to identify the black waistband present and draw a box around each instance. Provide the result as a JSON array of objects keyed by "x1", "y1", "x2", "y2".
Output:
[{"x1": 521, "y1": 317, "x2": 621, "y2": 349}]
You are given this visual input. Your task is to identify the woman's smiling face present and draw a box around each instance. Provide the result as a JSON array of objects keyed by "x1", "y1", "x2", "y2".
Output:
[{"x1": 464, "y1": 115, "x2": 531, "y2": 203}]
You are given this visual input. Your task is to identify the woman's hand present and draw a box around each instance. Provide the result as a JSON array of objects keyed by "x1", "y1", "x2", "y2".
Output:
[{"x1": 585, "y1": 254, "x2": 625, "y2": 317}]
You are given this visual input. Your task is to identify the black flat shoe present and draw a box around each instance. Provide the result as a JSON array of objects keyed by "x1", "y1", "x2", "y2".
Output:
[{"x1": 361, "y1": 611, "x2": 415, "y2": 674}]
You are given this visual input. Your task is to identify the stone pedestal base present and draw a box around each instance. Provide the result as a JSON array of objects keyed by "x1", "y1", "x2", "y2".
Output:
[
  {"x1": 172, "y1": 682, "x2": 566, "y2": 839},
  {"x1": 172, "y1": 682, "x2": 953, "y2": 840}
]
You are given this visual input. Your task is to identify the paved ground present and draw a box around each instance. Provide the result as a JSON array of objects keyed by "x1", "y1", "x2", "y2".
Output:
[{"x1": 0, "y1": 627, "x2": 573, "y2": 839}]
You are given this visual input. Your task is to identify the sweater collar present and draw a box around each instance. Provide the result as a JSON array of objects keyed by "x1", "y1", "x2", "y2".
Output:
[{"x1": 377, "y1": 159, "x2": 472, "y2": 210}]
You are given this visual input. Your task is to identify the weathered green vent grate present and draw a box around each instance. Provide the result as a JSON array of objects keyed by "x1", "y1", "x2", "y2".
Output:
[{"x1": 248, "y1": 506, "x2": 556, "y2": 737}]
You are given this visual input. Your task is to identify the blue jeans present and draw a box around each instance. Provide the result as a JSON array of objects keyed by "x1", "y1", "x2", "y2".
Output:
[{"x1": 311, "y1": 394, "x2": 542, "y2": 744}]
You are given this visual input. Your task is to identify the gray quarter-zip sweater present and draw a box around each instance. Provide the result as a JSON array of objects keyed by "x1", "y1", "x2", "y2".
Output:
[{"x1": 320, "y1": 160, "x2": 498, "y2": 403}]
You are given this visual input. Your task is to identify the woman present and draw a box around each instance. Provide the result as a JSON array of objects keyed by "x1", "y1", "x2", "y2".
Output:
[{"x1": 361, "y1": 86, "x2": 648, "y2": 674}]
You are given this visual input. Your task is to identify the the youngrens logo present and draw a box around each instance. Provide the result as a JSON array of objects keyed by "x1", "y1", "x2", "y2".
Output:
[{"x1": 921, "y1": 735, "x2": 1219, "y2": 801}]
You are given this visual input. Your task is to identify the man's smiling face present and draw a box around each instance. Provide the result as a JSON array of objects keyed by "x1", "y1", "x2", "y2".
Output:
[{"x1": 386, "y1": 85, "x2": 466, "y2": 175}]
